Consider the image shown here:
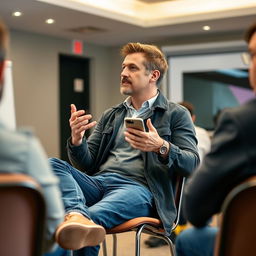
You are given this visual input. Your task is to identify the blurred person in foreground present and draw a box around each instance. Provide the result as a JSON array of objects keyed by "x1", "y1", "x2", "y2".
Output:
[
  {"x1": 145, "y1": 101, "x2": 211, "y2": 248},
  {"x1": 175, "y1": 22, "x2": 256, "y2": 256},
  {"x1": 0, "y1": 19, "x2": 64, "y2": 254},
  {"x1": 50, "y1": 42, "x2": 199, "y2": 256}
]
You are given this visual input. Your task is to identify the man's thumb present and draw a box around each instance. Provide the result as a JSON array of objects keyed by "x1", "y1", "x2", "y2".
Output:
[
  {"x1": 71, "y1": 104, "x2": 77, "y2": 113},
  {"x1": 147, "y1": 118, "x2": 156, "y2": 131}
]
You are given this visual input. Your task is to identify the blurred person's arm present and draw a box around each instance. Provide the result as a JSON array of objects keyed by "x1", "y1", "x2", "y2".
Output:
[{"x1": 26, "y1": 133, "x2": 64, "y2": 252}]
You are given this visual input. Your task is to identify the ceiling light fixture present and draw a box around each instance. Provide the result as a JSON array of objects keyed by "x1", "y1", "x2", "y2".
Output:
[
  {"x1": 203, "y1": 25, "x2": 211, "y2": 31},
  {"x1": 12, "y1": 11, "x2": 22, "y2": 17},
  {"x1": 45, "y1": 19, "x2": 55, "y2": 24}
]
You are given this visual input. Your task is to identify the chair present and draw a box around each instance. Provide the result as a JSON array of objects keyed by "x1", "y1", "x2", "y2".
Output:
[
  {"x1": 102, "y1": 175, "x2": 186, "y2": 256},
  {"x1": 0, "y1": 173, "x2": 46, "y2": 256},
  {"x1": 214, "y1": 175, "x2": 256, "y2": 256}
]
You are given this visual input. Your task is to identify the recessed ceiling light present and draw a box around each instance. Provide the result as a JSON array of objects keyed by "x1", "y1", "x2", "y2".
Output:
[
  {"x1": 45, "y1": 19, "x2": 55, "y2": 24},
  {"x1": 12, "y1": 11, "x2": 22, "y2": 17},
  {"x1": 203, "y1": 25, "x2": 211, "y2": 31}
]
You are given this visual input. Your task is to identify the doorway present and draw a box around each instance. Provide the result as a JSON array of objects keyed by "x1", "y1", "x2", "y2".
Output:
[{"x1": 59, "y1": 54, "x2": 90, "y2": 162}]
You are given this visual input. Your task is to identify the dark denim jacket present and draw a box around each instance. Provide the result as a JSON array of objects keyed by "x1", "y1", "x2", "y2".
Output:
[{"x1": 67, "y1": 92, "x2": 199, "y2": 235}]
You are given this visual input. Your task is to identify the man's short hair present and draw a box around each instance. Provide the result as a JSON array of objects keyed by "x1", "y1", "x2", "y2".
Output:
[
  {"x1": 245, "y1": 22, "x2": 256, "y2": 43},
  {"x1": 120, "y1": 42, "x2": 168, "y2": 85},
  {"x1": 178, "y1": 101, "x2": 194, "y2": 117}
]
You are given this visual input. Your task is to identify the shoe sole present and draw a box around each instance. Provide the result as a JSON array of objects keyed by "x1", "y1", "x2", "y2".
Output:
[{"x1": 55, "y1": 222, "x2": 106, "y2": 250}]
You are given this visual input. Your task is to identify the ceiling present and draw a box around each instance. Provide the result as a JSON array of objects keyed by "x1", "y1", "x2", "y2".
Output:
[{"x1": 0, "y1": 0, "x2": 256, "y2": 47}]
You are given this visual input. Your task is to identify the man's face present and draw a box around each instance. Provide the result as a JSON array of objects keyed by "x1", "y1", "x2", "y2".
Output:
[
  {"x1": 120, "y1": 52, "x2": 153, "y2": 96},
  {"x1": 248, "y1": 32, "x2": 256, "y2": 92}
]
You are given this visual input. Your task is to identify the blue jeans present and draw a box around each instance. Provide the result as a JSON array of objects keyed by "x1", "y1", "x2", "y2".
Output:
[
  {"x1": 44, "y1": 246, "x2": 68, "y2": 256},
  {"x1": 175, "y1": 226, "x2": 218, "y2": 256},
  {"x1": 50, "y1": 158, "x2": 154, "y2": 256}
]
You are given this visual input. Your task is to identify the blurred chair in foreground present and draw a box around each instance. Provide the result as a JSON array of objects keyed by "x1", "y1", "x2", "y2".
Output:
[
  {"x1": 214, "y1": 176, "x2": 256, "y2": 256},
  {"x1": 0, "y1": 173, "x2": 45, "y2": 256}
]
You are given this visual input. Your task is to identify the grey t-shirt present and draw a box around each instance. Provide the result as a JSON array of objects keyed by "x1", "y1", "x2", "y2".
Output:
[
  {"x1": 99, "y1": 120, "x2": 146, "y2": 186},
  {"x1": 98, "y1": 93, "x2": 159, "y2": 187}
]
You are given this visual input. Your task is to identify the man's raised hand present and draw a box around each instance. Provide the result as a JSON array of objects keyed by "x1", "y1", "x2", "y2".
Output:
[{"x1": 69, "y1": 104, "x2": 97, "y2": 146}]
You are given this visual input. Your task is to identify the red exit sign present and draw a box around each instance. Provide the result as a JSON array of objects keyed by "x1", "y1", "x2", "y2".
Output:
[{"x1": 72, "y1": 40, "x2": 83, "y2": 55}]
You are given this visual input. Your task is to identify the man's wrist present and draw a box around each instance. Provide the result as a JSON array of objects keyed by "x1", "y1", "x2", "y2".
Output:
[
  {"x1": 158, "y1": 139, "x2": 170, "y2": 156},
  {"x1": 71, "y1": 137, "x2": 82, "y2": 147}
]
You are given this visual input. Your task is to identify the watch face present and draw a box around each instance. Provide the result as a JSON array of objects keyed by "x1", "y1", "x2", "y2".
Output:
[{"x1": 160, "y1": 145, "x2": 168, "y2": 154}]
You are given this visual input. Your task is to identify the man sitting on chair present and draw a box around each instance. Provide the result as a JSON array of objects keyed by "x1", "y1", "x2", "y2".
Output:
[{"x1": 51, "y1": 42, "x2": 199, "y2": 256}]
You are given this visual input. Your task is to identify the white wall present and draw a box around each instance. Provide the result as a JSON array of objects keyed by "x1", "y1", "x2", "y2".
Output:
[
  {"x1": 0, "y1": 61, "x2": 16, "y2": 130},
  {"x1": 8, "y1": 29, "x2": 244, "y2": 159},
  {"x1": 166, "y1": 50, "x2": 247, "y2": 102},
  {"x1": 9, "y1": 29, "x2": 123, "y2": 158}
]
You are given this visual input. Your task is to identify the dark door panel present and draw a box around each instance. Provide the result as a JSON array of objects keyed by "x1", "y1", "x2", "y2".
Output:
[{"x1": 59, "y1": 54, "x2": 90, "y2": 162}]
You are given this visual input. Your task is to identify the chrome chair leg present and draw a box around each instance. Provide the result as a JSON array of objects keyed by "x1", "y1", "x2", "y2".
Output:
[
  {"x1": 135, "y1": 224, "x2": 146, "y2": 256},
  {"x1": 112, "y1": 234, "x2": 117, "y2": 256},
  {"x1": 104, "y1": 230, "x2": 176, "y2": 256},
  {"x1": 164, "y1": 236, "x2": 176, "y2": 256},
  {"x1": 102, "y1": 239, "x2": 108, "y2": 256},
  {"x1": 102, "y1": 234, "x2": 117, "y2": 256}
]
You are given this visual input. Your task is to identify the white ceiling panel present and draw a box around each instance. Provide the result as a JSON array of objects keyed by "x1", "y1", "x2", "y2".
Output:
[{"x1": 0, "y1": 0, "x2": 255, "y2": 46}]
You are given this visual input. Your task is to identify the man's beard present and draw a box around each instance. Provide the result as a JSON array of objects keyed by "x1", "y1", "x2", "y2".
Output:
[
  {"x1": 120, "y1": 86, "x2": 133, "y2": 96},
  {"x1": 120, "y1": 77, "x2": 133, "y2": 95}
]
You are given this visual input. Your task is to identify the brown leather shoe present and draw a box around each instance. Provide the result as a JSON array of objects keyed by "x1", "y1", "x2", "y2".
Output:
[{"x1": 55, "y1": 213, "x2": 106, "y2": 250}]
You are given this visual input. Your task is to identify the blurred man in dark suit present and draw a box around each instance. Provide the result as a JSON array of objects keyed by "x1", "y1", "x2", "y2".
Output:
[{"x1": 176, "y1": 22, "x2": 256, "y2": 256}]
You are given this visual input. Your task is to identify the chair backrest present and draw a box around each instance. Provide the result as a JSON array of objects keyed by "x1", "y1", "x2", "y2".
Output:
[
  {"x1": 214, "y1": 175, "x2": 256, "y2": 256},
  {"x1": 0, "y1": 173, "x2": 46, "y2": 256}
]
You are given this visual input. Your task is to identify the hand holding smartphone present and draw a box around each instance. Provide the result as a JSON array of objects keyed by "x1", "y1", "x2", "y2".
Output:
[{"x1": 124, "y1": 117, "x2": 145, "y2": 132}]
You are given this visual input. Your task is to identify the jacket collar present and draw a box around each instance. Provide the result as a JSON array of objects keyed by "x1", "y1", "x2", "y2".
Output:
[
  {"x1": 113, "y1": 90, "x2": 169, "y2": 111},
  {"x1": 151, "y1": 90, "x2": 169, "y2": 111}
]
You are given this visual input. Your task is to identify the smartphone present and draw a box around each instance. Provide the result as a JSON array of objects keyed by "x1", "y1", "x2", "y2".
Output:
[{"x1": 124, "y1": 117, "x2": 145, "y2": 132}]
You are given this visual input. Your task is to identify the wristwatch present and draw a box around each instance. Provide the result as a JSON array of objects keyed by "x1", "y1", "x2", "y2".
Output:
[{"x1": 159, "y1": 140, "x2": 169, "y2": 155}]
